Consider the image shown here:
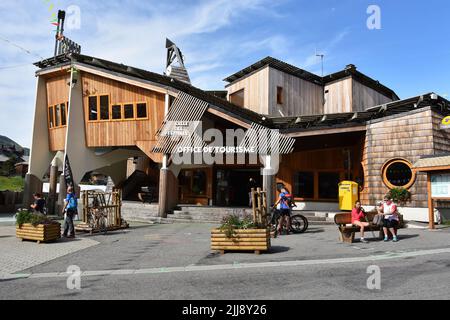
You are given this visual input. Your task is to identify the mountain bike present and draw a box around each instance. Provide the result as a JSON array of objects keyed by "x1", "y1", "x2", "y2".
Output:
[
  {"x1": 266, "y1": 208, "x2": 308, "y2": 238},
  {"x1": 87, "y1": 207, "x2": 108, "y2": 235}
]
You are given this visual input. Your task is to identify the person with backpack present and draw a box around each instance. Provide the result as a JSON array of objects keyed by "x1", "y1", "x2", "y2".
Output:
[
  {"x1": 62, "y1": 186, "x2": 77, "y2": 238},
  {"x1": 273, "y1": 186, "x2": 294, "y2": 235}
]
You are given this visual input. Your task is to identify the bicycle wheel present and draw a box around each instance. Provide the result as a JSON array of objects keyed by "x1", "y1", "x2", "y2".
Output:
[
  {"x1": 266, "y1": 213, "x2": 278, "y2": 238},
  {"x1": 290, "y1": 215, "x2": 308, "y2": 234},
  {"x1": 99, "y1": 216, "x2": 108, "y2": 235}
]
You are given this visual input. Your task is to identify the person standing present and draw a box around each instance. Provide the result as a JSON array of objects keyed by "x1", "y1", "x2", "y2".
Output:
[
  {"x1": 62, "y1": 186, "x2": 77, "y2": 238},
  {"x1": 352, "y1": 201, "x2": 369, "y2": 243},
  {"x1": 273, "y1": 187, "x2": 292, "y2": 235}
]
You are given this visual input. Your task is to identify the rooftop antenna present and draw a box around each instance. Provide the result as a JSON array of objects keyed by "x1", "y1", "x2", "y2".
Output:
[
  {"x1": 316, "y1": 51, "x2": 325, "y2": 77},
  {"x1": 53, "y1": 10, "x2": 81, "y2": 57},
  {"x1": 54, "y1": 10, "x2": 66, "y2": 56}
]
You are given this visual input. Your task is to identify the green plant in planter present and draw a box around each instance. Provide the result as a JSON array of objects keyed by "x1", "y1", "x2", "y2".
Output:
[
  {"x1": 15, "y1": 209, "x2": 56, "y2": 227},
  {"x1": 220, "y1": 214, "x2": 256, "y2": 238},
  {"x1": 386, "y1": 188, "x2": 411, "y2": 205}
]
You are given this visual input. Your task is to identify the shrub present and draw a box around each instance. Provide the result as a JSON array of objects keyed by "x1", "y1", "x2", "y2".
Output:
[
  {"x1": 15, "y1": 209, "x2": 56, "y2": 227},
  {"x1": 386, "y1": 187, "x2": 411, "y2": 205},
  {"x1": 219, "y1": 214, "x2": 256, "y2": 238}
]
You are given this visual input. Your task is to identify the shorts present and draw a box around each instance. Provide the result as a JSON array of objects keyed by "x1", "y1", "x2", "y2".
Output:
[
  {"x1": 280, "y1": 209, "x2": 291, "y2": 217},
  {"x1": 383, "y1": 219, "x2": 399, "y2": 229}
]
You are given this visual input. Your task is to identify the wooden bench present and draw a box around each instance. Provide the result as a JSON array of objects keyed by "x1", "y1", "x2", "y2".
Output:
[{"x1": 334, "y1": 211, "x2": 404, "y2": 243}]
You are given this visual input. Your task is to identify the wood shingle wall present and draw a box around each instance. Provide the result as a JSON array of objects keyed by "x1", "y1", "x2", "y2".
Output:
[{"x1": 360, "y1": 108, "x2": 442, "y2": 208}]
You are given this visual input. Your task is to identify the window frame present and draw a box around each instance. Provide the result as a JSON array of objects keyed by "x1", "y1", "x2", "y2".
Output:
[
  {"x1": 86, "y1": 95, "x2": 150, "y2": 122},
  {"x1": 382, "y1": 158, "x2": 416, "y2": 190},
  {"x1": 277, "y1": 86, "x2": 284, "y2": 105},
  {"x1": 135, "y1": 101, "x2": 148, "y2": 119},
  {"x1": 48, "y1": 102, "x2": 68, "y2": 129}
]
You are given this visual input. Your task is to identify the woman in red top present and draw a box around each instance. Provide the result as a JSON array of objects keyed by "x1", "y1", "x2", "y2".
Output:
[{"x1": 352, "y1": 201, "x2": 369, "y2": 243}]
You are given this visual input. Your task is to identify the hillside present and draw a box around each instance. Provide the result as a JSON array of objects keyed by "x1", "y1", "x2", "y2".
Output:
[{"x1": 0, "y1": 135, "x2": 25, "y2": 152}]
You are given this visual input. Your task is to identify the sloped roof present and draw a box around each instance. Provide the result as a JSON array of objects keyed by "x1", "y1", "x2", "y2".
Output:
[
  {"x1": 223, "y1": 56, "x2": 399, "y2": 100},
  {"x1": 35, "y1": 53, "x2": 266, "y2": 126},
  {"x1": 413, "y1": 154, "x2": 450, "y2": 170},
  {"x1": 33, "y1": 55, "x2": 450, "y2": 135},
  {"x1": 223, "y1": 56, "x2": 322, "y2": 85}
]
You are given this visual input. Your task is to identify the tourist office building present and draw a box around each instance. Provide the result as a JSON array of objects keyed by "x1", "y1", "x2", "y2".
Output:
[{"x1": 24, "y1": 35, "x2": 450, "y2": 223}]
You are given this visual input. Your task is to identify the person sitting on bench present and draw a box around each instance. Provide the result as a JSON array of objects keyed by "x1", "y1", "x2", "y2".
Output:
[
  {"x1": 381, "y1": 196, "x2": 399, "y2": 242},
  {"x1": 352, "y1": 201, "x2": 369, "y2": 243}
]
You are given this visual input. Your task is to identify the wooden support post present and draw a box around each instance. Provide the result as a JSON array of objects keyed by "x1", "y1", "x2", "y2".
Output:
[
  {"x1": 251, "y1": 188, "x2": 256, "y2": 223},
  {"x1": 57, "y1": 174, "x2": 66, "y2": 217},
  {"x1": 158, "y1": 168, "x2": 169, "y2": 218},
  {"x1": 256, "y1": 187, "x2": 263, "y2": 226},
  {"x1": 427, "y1": 174, "x2": 435, "y2": 230},
  {"x1": 47, "y1": 162, "x2": 58, "y2": 215}
]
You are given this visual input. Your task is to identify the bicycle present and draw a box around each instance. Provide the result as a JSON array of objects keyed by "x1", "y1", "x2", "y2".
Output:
[
  {"x1": 87, "y1": 207, "x2": 108, "y2": 235},
  {"x1": 266, "y1": 208, "x2": 308, "y2": 238}
]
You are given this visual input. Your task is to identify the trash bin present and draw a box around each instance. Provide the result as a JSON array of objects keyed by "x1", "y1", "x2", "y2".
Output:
[{"x1": 339, "y1": 181, "x2": 359, "y2": 211}]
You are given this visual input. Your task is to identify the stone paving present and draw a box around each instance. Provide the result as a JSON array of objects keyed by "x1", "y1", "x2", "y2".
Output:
[{"x1": 0, "y1": 226, "x2": 99, "y2": 275}]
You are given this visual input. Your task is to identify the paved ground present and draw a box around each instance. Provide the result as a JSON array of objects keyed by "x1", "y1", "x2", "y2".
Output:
[
  {"x1": 0, "y1": 219, "x2": 449, "y2": 299},
  {"x1": 0, "y1": 224, "x2": 99, "y2": 274}
]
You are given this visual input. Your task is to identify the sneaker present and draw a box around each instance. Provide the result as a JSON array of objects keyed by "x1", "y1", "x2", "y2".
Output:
[
  {"x1": 360, "y1": 238, "x2": 369, "y2": 243},
  {"x1": 384, "y1": 236, "x2": 389, "y2": 242},
  {"x1": 393, "y1": 236, "x2": 399, "y2": 242}
]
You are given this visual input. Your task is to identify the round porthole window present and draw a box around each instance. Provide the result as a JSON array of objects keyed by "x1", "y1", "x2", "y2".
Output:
[{"x1": 382, "y1": 159, "x2": 416, "y2": 190}]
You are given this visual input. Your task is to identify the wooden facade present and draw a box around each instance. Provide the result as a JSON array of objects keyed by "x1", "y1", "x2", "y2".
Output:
[
  {"x1": 268, "y1": 68, "x2": 324, "y2": 116},
  {"x1": 46, "y1": 74, "x2": 70, "y2": 151},
  {"x1": 277, "y1": 143, "x2": 363, "y2": 202},
  {"x1": 360, "y1": 108, "x2": 437, "y2": 208},
  {"x1": 226, "y1": 66, "x2": 270, "y2": 114},
  {"x1": 81, "y1": 72, "x2": 166, "y2": 148},
  {"x1": 228, "y1": 68, "x2": 394, "y2": 117}
]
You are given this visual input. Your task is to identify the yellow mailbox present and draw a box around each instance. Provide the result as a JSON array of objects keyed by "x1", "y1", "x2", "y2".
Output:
[{"x1": 339, "y1": 181, "x2": 359, "y2": 211}]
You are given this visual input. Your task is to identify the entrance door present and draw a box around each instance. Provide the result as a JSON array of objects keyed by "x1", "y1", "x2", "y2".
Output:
[{"x1": 214, "y1": 168, "x2": 261, "y2": 207}]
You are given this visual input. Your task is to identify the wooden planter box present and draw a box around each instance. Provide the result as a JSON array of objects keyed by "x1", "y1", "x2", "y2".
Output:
[
  {"x1": 211, "y1": 228, "x2": 271, "y2": 255},
  {"x1": 16, "y1": 223, "x2": 61, "y2": 244}
]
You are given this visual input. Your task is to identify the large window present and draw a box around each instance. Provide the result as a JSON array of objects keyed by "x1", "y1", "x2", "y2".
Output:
[
  {"x1": 136, "y1": 103, "x2": 147, "y2": 119},
  {"x1": 293, "y1": 172, "x2": 314, "y2": 199},
  {"x1": 48, "y1": 106, "x2": 54, "y2": 128},
  {"x1": 89, "y1": 96, "x2": 98, "y2": 121},
  {"x1": 229, "y1": 89, "x2": 245, "y2": 108},
  {"x1": 318, "y1": 172, "x2": 340, "y2": 200},
  {"x1": 179, "y1": 169, "x2": 208, "y2": 197},
  {"x1": 48, "y1": 102, "x2": 68, "y2": 129},
  {"x1": 99, "y1": 95, "x2": 110, "y2": 120},
  {"x1": 112, "y1": 104, "x2": 122, "y2": 120},
  {"x1": 61, "y1": 103, "x2": 67, "y2": 126},
  {"x1": 124, "y1": 104, "x2": 134, "y2": 119},
  {"x1": 87, "y1": 95, "x2": 148, "y2": 122},
  {"x1": 382, "y1": 159, "x2": 415, "y2": 189}
]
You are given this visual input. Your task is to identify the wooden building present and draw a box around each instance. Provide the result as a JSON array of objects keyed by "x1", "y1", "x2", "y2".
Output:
[{"x1": 24, "y1": 39, "x2": 450, "y2": 223}]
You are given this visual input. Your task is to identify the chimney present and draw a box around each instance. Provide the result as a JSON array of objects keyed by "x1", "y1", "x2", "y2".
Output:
[{"x1": 345, "y1": 64, "x2": 357, "y2": 71}]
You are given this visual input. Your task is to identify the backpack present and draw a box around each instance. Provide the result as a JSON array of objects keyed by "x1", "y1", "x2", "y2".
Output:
[
  {"x1": 282, "y1": 193, "x2": 296, "y2": 208},
  {"x1": 68, "y1": 194, "x2": 78, "y2": 209}
]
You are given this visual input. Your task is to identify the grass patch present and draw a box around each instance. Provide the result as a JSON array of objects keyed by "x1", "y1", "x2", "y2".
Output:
[
  {"x1": 443, "y1": 220, "x2": 450, "y2": 226},
  {"x1": 0, "y1": 176, "x2": 25, "y2": 192}
]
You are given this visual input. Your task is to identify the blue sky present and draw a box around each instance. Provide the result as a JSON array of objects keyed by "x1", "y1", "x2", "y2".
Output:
[{"x1": 1, "y1": 0, "x2": 449, "y2": 147}]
